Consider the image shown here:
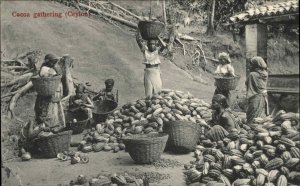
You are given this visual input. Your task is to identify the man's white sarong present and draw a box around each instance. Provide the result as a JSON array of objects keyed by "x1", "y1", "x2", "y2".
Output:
[{"x1": 144, "y1": 68, "x2": 162, "y2": 98}]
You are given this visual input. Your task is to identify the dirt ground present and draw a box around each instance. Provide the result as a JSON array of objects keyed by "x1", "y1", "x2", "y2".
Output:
[{"x1": 3, "y1": 132, "x2": 192, "y2": 186}]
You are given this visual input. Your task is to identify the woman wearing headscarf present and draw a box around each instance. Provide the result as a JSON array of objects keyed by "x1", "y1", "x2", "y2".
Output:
[
  {"x1": 213, "y1": 52, "x2": 236, "y2": 104},
  {"x1": 245, "y1": 56, "x2": 269, "y2": 124},
  {"x1": 34, "y1": 53, "x2": 65, "y2": 128}
]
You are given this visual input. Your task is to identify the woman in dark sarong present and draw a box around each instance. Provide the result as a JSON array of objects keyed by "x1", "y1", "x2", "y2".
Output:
[
  {"x1": 20, "y1": 54, "x2": 65, "y2": 153},
  {"x1": 245, "y1": 56, "x2": 269, "y2": 124}
]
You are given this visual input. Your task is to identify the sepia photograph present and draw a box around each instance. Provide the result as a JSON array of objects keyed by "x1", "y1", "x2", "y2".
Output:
[{"x1": 1, "y1": 0, "x2": 299, "y2": 185}]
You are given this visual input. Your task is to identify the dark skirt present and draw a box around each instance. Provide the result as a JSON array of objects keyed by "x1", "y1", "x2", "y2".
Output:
[
  {"x1": 246, "y1": 94, "x2": 266, "y2": 124},
  {"x1": 34, "y1": 95, "x2": 52, "y2": 124},
  {"x1": 34, "y1": 95, "x2": 64, "y2": 127}
]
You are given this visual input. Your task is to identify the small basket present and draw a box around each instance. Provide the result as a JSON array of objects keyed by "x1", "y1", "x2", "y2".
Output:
[
  {"x1": 214, "y1": 75, "x2": 240, "y2": 91},
  {"x1": 92, "y1": 100, "x2": 118, "y2": 123},
  {"x1": 31, "y1": 75, "x2": 62, "y2": 96},
  {"x1": 65, "y1": 110, "x2": 89, "y2": 134},
  {"x1": 122, "y1": 133, "x2": 169, "y2": 164},
  {"x1": 138, "y1": 21, "x2": 165, "y2": 40},
  {"x1": 33, "y1": 130, "x2": 72, "y2": 158},
  {"x1": 163, "y1": 121, "x2": 200, "y2": 153}
]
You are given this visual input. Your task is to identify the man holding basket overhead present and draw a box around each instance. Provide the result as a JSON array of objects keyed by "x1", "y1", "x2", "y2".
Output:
[{"x1": 136, "y1": 28, "x2": 168, "y2": 99}]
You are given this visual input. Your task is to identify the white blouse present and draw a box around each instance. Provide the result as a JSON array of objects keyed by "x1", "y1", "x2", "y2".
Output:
[
  {"x1": 143, "y1": 49, "x2": 161, "y2": 65},
  {"x1": 215, "y1": 64, "x2": 235, "y2": 76},
  {"x1": 40, "y1": 66, "x2": 57, "y2": 77}
]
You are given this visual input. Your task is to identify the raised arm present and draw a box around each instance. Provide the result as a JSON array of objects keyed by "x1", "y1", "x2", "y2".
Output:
[
  {"x1": 215, "y1": 65, "x2": 221, "y2": 74},
  {"x1": 228, "y1": 64, "x2": 236, "y2": 76},
  {"x1": 92, "y1": 91, "x2": 104, "y2": 101},
  {"x1": 83, "y1": 96, "x2": 94, "y2": 108},
  {"x1": 157, "y1": 36, "x2": 168, "y2": 54},
  {"x1": 136, "y1": 29, "x2": 147, "y2": 52}
]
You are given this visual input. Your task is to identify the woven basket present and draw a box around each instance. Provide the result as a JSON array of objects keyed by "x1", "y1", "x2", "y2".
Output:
[
  {"x1": 122, "y1": 133, "x2": 168, "y2": 164},
  {"x1": 92, "y1": 100, "x2": 118, "y2": 123},
  {"x1": 163, "y1": 121, "x2": 200, "y2": 153},
  {"x1": 138, "y1": 21, "x2": 165, "y2": 40},
  {"x1": 31, "y1": 75, "x2": 62, "y2": 96},
  {"x1": 65, "y1": 110, "x2": 89, "y2": 134},
  {"x1": 214, "y1": 75, "x2": 240, "y2": 91},
  {"x1": 33, "y1": 130, "x2": 72, "y2": 158}
]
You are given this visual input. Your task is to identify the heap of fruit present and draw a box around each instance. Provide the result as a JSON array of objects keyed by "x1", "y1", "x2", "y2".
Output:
[
  {"x1": 79, "y1": 89, "x2": 214, "y2": 153},
  {"x1": 20, "y1": 148, "x2": 31, "y2": 161},
  {"x1": 56, "y1": 151, "x2": 89, "y2": 165},
  {"x1": 69, "y1": 173, "x2": 144, "y2": 186},
  {"x1": 184, "y1": 111, "x2": 300, "y2": 186}
]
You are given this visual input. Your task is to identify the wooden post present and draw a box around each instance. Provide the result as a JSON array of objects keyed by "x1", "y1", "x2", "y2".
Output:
[{"x1": 245, "y1": 23, "x2": 268, "y2": 76}]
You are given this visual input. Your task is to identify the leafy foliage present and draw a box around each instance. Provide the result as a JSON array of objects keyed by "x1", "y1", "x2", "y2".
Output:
[
  {"x1": 174, "y1": 0, "x2": 248, "y2": 29},
  {"x1": 173, "y1": 0, "x2": 299, "y2": 36}
]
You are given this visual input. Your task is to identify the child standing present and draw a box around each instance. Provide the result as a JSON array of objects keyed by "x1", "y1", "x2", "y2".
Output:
[
  {"x1": 215, "y1": 52, "x2": 235, "y2": 76},
  {"x1": 214, "y1": 52, "x2": 235, "y2": 104}
]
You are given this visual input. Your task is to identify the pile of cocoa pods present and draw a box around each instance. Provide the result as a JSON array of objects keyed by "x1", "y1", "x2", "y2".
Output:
[
  {"x1": 79, "y1": 89, "x2": 216, "y2": 153},
  {"x1": 69, "y1": 173, "x2": 144, "y2": 186},
  {"x1": 184, "y1": 111, "x2": 300, "y2": 186}
]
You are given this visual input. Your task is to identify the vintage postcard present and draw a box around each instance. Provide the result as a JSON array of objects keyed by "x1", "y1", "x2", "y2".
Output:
[{"x1": 1, "y1": 0, "x2": 299, "y2": 186}]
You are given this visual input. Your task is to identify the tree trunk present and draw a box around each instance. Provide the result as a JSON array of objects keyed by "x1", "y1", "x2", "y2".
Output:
[
  {"x1": 58, "y1": 55, "x2": 76, "y2": 108},
  {"x1": 206, "y1": 0, "x2": 216, "y2": 35},
  {"x1": 1, "y1": 72, "x2": 33, "y2": 88},
  {"x1": 8, "y1": 81, "x2": 33, "y2": 122},
  {"x1": 162, "y1": 0, "x2": 167, "y2": 26}
]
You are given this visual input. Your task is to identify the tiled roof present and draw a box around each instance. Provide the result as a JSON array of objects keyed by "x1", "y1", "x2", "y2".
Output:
[{"x1": 229, "y1": 0, "x2": 299, "y2": 24}]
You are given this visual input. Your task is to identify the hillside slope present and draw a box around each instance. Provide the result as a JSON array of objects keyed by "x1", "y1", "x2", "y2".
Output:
[
  {"x1": 1, "y1": 2, "x2": 215, "y2": 185},
  {"x1": 1, "y1": 1, "x2": 214, "y2": 108}
]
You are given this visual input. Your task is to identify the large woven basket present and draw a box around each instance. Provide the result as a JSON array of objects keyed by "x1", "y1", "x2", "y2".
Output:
[
  {"x1": 163, "y1": 121, "x2": 200, "y2": 153},
  {"x1": 122, "y1": 133, "x2": 169, "y2": 164},
  {"x1": 65, "y1": 110, "x2": 89, "y2": 134},
  {"x1": 138, "y1": 21, "x2": 165, "y2": 40},
  {"x1": 31, "y1": 75, "x2": 62, "y2": 96},
  {"x1": 33, "y1": 130, "x2": 72, "y2": 158},
  {"x1": 214, "y1": 75, "x2": 240, "y2": 91},
  {"x1": 92, "y1": 100, "x2": 118, "y2": 123}
]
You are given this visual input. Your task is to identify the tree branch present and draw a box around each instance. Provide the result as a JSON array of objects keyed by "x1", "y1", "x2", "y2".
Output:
[
  {"x1": 8, "y1": 81, "x2": 33, "y2": 122},
  {"x1": 1, "y1": 72, "x2": 33, "y2": 88}
]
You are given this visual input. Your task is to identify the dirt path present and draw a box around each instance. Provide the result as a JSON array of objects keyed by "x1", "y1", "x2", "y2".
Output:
[
  {"x1": 1, "y1": 1, "x2": 216, "y2": 185},
  {"x1": 3, "y1": 132, "x2": 192, "y2": 186},
  {"x1": 5, "y1": 149, "x2": 191, "y2": 186}
]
